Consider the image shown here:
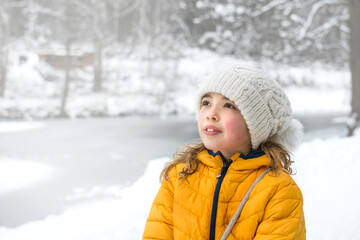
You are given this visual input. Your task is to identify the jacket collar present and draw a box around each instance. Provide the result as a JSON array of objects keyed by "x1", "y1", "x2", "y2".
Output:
[
  {"x1": 207, "y1": 149, "x2": 265, "y2": 160},
  {"x1": 197, "y1": 149, "x2": 270, "y2": 171}
]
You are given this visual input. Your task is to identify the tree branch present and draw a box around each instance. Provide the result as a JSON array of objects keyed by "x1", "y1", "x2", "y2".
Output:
[
  {"x1": 297, "y1": 0, "x2": 347, "y2": 40},
  {"x1": 247, "y1": 0, "x2": 287, "y2": 17}
]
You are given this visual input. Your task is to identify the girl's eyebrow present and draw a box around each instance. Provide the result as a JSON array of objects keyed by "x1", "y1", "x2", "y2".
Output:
[
  {"x1": 202, "y1": 93, "x2": 211, "y2": 99},
  {"x1": 202, "y1": 93, "x2": 230, "y2": 101}
]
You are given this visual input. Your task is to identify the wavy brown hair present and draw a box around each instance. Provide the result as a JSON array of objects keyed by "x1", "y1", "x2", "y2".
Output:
[
  {"x1": 261, "y1": 140, "x2": 294, "y2": 175},
  {"x1": 160, "y1": 140, "x2": 294, "y2": 182},
  {"x1": 160, "y1": 142, "x2": 205, "y2": 182}
]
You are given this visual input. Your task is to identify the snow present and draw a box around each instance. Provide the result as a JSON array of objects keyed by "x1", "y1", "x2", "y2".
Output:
[
  {"x1": 0, "y1": 159, "x2": 53, "y2": 194},
  {"x1": 0, "y1": 122, "x2": 44, "y2": 133},
  {"x1": 285, "y1": 86, "x2": 350, "y2": 114},
  {"x1": 293, "y1": 129, "x2": 360, "y2": 239},
  {"x1": 0, "y1": 158, "x2": 167, "y2": 240},
  {"x1": 1, "y1": 130, "x2": 360, "y2": 239},
  {"x1": 35, "y1": 43, "x2": 94, "y2": 56}
]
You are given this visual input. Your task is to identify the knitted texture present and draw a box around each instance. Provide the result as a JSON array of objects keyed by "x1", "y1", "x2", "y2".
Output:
[{"x1": 197, "y1": 66, "x2": 303, "y2": 152}]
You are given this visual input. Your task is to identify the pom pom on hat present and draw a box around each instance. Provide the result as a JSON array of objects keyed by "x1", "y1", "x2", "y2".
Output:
[
  {"x1": 269, "y1": 119, "x2": 304, "y2": 152},
  {"x1": 196, "y1": 66, "x2": 303, "y2": 152}
]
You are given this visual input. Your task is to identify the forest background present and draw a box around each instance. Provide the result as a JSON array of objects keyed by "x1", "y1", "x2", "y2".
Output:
[{"x1": 0, "y1": 0, "x2": 352, "y2": 119}]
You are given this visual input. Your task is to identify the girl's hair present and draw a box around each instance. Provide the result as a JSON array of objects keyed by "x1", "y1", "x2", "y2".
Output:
[
  {"x1": 160, "y1": 140, "x2": 293, "y2": 182},
  {"x1": 160, "y1": 142, "x2": 204, "y2": 182},
  {"x1": 261, "y1": 140, "x2": 294, "y2": 175}
]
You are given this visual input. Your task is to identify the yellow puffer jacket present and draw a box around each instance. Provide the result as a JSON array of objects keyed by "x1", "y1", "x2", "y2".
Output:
[{"x1": 143, "y1": 149, "x2": 306, "y2": 239}]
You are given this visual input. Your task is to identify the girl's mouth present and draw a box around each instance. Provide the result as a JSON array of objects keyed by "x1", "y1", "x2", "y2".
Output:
[{"x1": 204, "y1": 125, "x2": 221, "y2": 135}]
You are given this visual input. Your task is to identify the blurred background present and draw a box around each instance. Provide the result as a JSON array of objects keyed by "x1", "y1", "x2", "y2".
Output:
[{"x1": 0, "y1": 0, "x2": 359, "y2": 239}]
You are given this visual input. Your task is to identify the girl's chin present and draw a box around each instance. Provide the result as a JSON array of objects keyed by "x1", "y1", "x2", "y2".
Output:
[
  {"x1": 203, "y1": 143, "x2": 221, "y2": 152},
  {"x1": 208, "y1": 149, "x2": 219, "y2": 153}
]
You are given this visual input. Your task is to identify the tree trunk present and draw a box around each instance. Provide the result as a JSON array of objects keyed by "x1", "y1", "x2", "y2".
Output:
[
  {"x1": 348, "y1": 0, "x2": 360, "y2": 136},
  {"x1": 93, "y1": 39, "x2": 102, "y2": 92},
  {"x1": 0, "y1": 54, "x2": 7, "y2": 97},
  {"x1": 114, "y1": 1, "x2": 120, "y2": 43},
  {"x1": 0, "y1": 10, "x2": 9, "y2": 98},
  {"x1": 92, "y1": 1, "x2": 103, "y2": 92},
  {"x1": 60, "y1": 4, "x2": 72, "y2": 117},
  {"x1": 60, "y1": 40, "x2": 71, "y2": 117}
]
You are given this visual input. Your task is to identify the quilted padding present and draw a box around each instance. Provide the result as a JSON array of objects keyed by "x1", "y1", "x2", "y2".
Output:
[{"x1": 143, "y1": 150, "x2": 306, "y2": 239}]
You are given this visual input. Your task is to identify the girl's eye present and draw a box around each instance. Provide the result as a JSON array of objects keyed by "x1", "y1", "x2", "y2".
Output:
[
  {"x1": 225, "y1": 103, "x2": 236, "y2": 109},
  {"x1": 201, "y1": 100, "x2": 210, "y2": 106}
]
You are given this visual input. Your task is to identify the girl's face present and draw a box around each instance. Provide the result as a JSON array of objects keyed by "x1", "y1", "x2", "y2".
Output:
[{"x1": 198, "y1": 92, "x2": 251, "y2": 160}]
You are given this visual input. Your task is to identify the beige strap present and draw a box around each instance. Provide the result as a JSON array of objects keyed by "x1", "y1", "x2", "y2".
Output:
[{"x1": 220, "y1": 169, "x2": 270, "y2": 240}]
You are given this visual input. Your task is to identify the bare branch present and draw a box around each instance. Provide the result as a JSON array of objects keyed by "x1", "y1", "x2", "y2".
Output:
[
  {"x1": 306, "y1": 14, "x2": 348, "y2": 39},
  {"x1": 0, "y1": 7, "x2": 9, "y2": 26},
  {"x1": 247, "y1": 0, "x2": 287, "y2": 17},
  {"x1": 118, "y1": 0, "x2": 142, "y2": 18},
  {"x1": 172, "y1": 15, "x2": 192, "y2": 40},
  {"x1": 297, "y1": 0, "x2": 347, "y2": 40}
]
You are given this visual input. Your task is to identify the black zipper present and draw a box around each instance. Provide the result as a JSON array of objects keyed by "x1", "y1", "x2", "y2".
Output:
[{"x1": 209, "y1": 154, "x2": 232, "y2": 240}]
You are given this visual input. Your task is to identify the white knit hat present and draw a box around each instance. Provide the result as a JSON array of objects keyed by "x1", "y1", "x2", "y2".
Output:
[{"x1": 197, "y1": 66, "x2": 303, "y2": 152}]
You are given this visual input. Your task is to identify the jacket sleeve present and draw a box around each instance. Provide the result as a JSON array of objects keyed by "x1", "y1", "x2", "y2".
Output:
[
  {"x1": 254, "y1": 178, "x2": 306, "y2": 240},
  {"x1": 143, "y1": 171, "x2": 175, "y2": 240}
]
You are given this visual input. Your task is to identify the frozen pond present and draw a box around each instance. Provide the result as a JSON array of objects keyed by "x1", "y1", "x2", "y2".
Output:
[
  {"x1": 0, "y1": 117, "x2": 198, "y2": 227},
  {"x1": 0, "y1": 114, "x2": 347, "y2": 228}
]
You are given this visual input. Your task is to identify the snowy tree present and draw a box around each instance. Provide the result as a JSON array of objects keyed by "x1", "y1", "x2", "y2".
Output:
[
  {"x1": 0, "y1": 0, "x2": 10, "y2": 97},
  {"x1": 187, "y1": 0, "x2": 348, "y2": 66},
  {"x1": 348, "y1": 0, "x2": 360, "y2": 136},
  {"x1": 27, "y1": 0, "x2": 91, "y2": 116},
  {"x1": 153, "y1": 0, "x2": 188, "y2": 109},
  {"x1": 0, "y1": 0, "x2": 26, "y2": 97},
  {"x1": 135, "y1": 0, "x2": 187, "y2": 112},
  {"x1": 137, "y1": 0, "x2": 187, "y2": 76},
  {"x1": 90, "y1": 0, "x2": 106, "y2": 92},
  {"x1": 137, "y1": 0, "x2": 160, "y2": 77},
  {"x1": 69, "y1": 0, "x2": 141, "y2": 93},
  {"x1": 59, "y1": 1, "x2": 81, "y2": 117},
  {"x1": 110, "y1": 0, "x2": 141, "y2": 44},
  {"x1": 22, "y1": 0, "x2": 55, "y2": 46}
]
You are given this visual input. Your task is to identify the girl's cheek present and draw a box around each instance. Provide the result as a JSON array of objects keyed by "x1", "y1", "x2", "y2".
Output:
[
  {"x1": 223, "y1": 116, "x2": 239, "y2": 132},
  {"x1": 198, "y1": 107, "x2": 209, "y2": 121},
  {"x1": 197, "y1": 110, "x2": 204, "y2": 122},
  {"x1": 197, "y1": 110, "x2": 205, "y2": 127}
]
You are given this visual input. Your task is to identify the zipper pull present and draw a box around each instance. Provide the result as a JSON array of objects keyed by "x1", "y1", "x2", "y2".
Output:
[{"x1": 216, "y1": 161, "x2": 230, "y2": 179}]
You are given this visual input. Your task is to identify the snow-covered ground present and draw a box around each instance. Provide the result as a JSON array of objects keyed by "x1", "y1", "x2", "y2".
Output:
[
  {"x1": 293, "y1": 131, "x2": 360, "y2": 240},
  {"x1": 0, "y1": 159, "x2": 53, "y2": 194},
  {"x1": 0, "y1": 122, "x2": 44, "y2": 133},
  {"x1": 0, "y1": 124, "x2": 359, "y2": 239},
  {"x1": 0, "y1": 158, "x2": 166, "y2": 240}
]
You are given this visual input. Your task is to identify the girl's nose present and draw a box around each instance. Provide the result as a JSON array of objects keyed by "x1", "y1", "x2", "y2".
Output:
[{"x1": 206, "y1": 108, "x2": 219, "y2": 121}]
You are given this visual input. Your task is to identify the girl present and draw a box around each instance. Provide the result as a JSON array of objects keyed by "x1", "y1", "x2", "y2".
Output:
[{"x1": 143, "y1": 66, "x2": 306, "y2": 239}]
